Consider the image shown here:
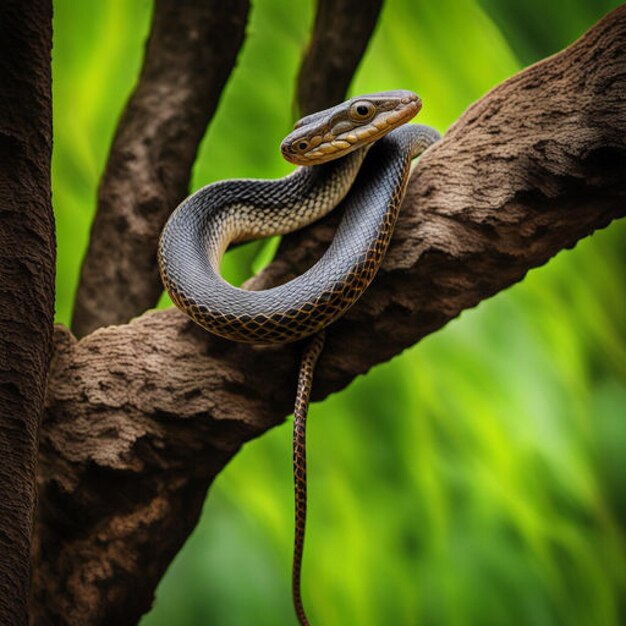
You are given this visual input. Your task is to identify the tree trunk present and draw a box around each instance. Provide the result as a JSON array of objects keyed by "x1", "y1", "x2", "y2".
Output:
[{"x1": 0, "y1": 1, "x2": 54, "y2": 624}]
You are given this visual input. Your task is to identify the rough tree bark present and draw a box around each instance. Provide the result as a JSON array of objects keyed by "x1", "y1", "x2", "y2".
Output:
[
  {"x1": 296, "y1": 0, "x2": 384, "y2": 115},
  {"x1": 70, "y1": 0, "x2": 250, "y2": 338},
  {"x1": 31, "y1": 6, "x2": 626, "y2": 625},
  {"x1": 0, "y1": 1, "x2": 54, "y2": 625}
]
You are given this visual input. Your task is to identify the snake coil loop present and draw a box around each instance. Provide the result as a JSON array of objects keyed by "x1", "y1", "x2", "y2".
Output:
[{"x1": 159, "y1": 91, "x2": 440, "y2": 625}]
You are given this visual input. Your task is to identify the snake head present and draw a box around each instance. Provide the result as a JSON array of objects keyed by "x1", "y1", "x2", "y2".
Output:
[{"x1": 281, "y1": 90, "x2": 422, "y2": 165}]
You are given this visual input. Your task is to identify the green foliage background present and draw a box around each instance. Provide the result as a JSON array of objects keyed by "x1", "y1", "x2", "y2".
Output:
[{"x1": 52, "y1": 1, "x2": 625, "y2": 624}]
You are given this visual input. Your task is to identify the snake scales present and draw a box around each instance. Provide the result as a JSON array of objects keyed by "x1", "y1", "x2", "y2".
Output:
[{"x1": 158, "y1": 90, "x2": 440, "y2": 625}]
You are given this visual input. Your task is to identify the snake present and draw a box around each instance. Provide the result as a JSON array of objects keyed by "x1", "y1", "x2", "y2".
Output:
[{"x1": 158, "y1": 90, "x2": 440, "y2": 626}]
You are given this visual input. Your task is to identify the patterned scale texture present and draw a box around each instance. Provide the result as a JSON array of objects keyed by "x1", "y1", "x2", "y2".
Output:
[{"x1": 159, "y1": 124, "x2": 439, "y2": 344}]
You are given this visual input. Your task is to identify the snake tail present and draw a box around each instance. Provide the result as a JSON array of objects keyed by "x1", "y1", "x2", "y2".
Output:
[{"x1": 292, "y1": 330, "x2": 325, "y2": 626}]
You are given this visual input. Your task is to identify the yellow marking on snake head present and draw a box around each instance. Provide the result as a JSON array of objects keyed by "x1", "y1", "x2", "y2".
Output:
[{"x1": 281, "y1": 90, "x2": 422, "y2": 165}]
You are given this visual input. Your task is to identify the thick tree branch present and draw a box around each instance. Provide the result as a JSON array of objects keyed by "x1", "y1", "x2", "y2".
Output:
[
  {"x1": 71, "y1": 0, "x2": 250, "y2": 337},
  {"x1": 297, "y1": 0, "x2": 384, "y2": 115},
  {"x1": 0, "y1": 1, "x2": 54, "y2": 624},
  {"x1": 35, "y1": 6, "x2": 626, "y2": 625}
]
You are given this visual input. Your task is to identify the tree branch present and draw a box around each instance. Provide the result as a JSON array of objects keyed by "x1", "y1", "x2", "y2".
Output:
[
  {"x1": 0, "y1": 1, "x2": 54, "y2": 624},
  {"x1": 297, "y1": 0, "x2": 384, "y2": 115},
  {"x1": 34, "y1": 6, "x2": 626, "y2": 625},
  {"x1": 71, "y1": 0, "x2": 250, "y2": 337}
]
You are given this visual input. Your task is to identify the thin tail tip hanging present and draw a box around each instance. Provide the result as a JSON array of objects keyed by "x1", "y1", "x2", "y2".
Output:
[{"x1": 292, "y1": 330, "x2": 326, "y2": 626}]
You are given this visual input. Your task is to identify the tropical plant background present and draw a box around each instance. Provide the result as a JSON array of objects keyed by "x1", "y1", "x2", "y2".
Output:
[{"x1": 52, "y1": 0, "x2": 625, "y2": 624}]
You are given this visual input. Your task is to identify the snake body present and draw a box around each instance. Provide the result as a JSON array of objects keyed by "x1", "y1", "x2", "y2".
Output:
[{"x1": 158, "y1": 90, "x2": 440, "y2": 625}]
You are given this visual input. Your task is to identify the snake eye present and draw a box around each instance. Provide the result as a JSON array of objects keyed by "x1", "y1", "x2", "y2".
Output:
[
  {"x1": 294, "y1": 140, "x2": 309, "y2": 152},
  {"x1": 350, "y1": 101, "x2": 376, "y2": 121}
]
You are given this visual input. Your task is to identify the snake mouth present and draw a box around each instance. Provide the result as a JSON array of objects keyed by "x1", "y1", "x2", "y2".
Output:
[{"x1": 281, "y1": 91, "x2": 422, "y2": 165}]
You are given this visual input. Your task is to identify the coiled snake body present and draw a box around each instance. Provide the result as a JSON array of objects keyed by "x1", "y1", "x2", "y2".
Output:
[{"x1": 158, "y1": 90, "x2": 440, "y2": 625}]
